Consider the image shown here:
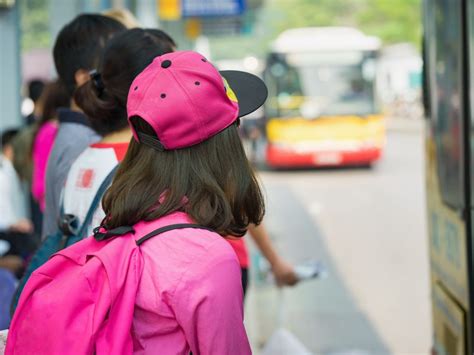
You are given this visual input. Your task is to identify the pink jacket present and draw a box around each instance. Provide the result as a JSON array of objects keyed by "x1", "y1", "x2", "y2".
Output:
[
  {"x1": 7, "y1": 211, "x2": 250, "y2": 355},
  {"x1": 32, "y1": 121, "x2": 58, "y2": 211},
  {"x1": 132, "y1": 212, "x2": 251, "y2": 354}
]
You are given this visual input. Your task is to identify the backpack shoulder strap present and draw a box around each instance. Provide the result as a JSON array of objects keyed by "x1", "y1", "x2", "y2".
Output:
[
  {"x1": 94, "y1": 222, "x2": 214, "y2": 244},
  {"x1": 77, "y1": 165, "x2": 119, "y2": 238},
  {"x1": 136, "y1": 223, "x2": 215, "y2": 246},
  {"x1": 58, "y1": 188, "x2": 65, "y2": 218}
]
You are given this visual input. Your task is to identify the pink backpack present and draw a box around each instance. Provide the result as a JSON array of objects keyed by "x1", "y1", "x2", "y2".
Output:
[{"x1": 6, "y1": 221, "x2": 208, "y2": 355}]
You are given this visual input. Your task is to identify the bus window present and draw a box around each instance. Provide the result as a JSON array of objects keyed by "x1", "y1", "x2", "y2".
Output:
[
  {"x1": 429, "y1": 0, "x2": 464, "y2": 209},
  {"x1": 264, "y1": 56, "x2": 303, "y2": 119},
  {"x1": 265, "y1": 51, "x2": 377, "y2": 120}
]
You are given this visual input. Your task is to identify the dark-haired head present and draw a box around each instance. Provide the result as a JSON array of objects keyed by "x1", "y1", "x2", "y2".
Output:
[
  {"x1": 53, "y1": 14, "x2": 126, "y2": 98},
  {"x1": 103, "y1": 117, "x2": 264, "y2": 236},
  {"x1": 1, "y1": 128, "x2": 20, "y2": 160},
  {"x1": 74, "y1": 28, "x2": 176, "y2": 136},
  {"x1": 30, "y1": 80, "x2": 70, "y2": 156},
  {"x1": 147, "y1": 28, "x2": 177, "y2": 50},
  {"x1": 1, "y1": 129, "x2": 19, "y2": 149},
  {"x1": 39, "y1": 81, "x2": 70, "y2": 126},
  {"x1": 28, "y1": 80, "x2": 45, "y2": 103}
]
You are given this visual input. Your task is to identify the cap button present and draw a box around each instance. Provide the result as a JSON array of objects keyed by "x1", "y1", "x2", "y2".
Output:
[{"x1": 161, "y1": 60, "x2": 172, "y2": 69}]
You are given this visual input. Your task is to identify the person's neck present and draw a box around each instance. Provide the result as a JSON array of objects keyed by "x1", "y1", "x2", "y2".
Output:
[
  {"x1": 33, "y1": 105, "x2": 42, "y2": 118},
  {"x1": 100, "y1": 127, "x2": 132, "y2": 144}
]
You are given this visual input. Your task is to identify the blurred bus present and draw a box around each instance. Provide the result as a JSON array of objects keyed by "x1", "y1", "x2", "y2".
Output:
[
  {"x1": 424, "y1": 1, "x2": 474, "y2": 354},
  {"x1": 264, "y1": 27, "x2": 385, "y2": 168}
]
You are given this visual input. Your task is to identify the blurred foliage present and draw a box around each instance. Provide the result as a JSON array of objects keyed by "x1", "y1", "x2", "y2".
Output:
[
  {"x1": 356, "y1": 0, "x2": 422, "y2": 45},
  {"x1": 21, "y1": 0, "x2": 51, "y2": 51},
  {"x1": 275, "y1": 0, "x2": 366, "y2": 29},
  {"x1": 210, "y1": 0, "x2": 422, "y2": 59},
  {"x1": 275, "y1": 0, "x2": 421, "y2": 45}
]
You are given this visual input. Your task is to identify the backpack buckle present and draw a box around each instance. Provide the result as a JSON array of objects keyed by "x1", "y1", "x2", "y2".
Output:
[
  {"x1": 57, "y1": 214, "x2": 79, "y2": 251},
  {"x1": 58, "y1": 214, "x2": 79, "y2": 236},
  {"x1": 93, "y1": 225, "x2": 135, "y2": 241}
]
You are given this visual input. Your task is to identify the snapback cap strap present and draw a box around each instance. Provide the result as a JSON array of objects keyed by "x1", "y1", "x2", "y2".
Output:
[{"x1": 137, "y1": 131, "x2": 165, "y2": 151}]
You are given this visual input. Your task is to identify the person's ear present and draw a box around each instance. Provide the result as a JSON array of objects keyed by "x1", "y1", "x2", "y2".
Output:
[{"x1": 74, "y1": 69, "x2": 90, "y2": 87}]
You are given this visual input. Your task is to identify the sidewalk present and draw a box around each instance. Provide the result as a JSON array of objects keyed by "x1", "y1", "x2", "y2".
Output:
[
  {"x1": 244, "y1": 183, "x2": 390, "y2": 354},
  {"x1": 384, "y1": 116, "x2": 425, "y2": 133}
]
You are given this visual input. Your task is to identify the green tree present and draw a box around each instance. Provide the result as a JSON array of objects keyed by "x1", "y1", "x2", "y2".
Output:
[
  {"x1": 21, "y1": 0, "x2": 51, "y2": 52},
  {"x1": 357, "y1": 0, "x2": 422, "y2": 45},
  {"x1": 271, "y1": 0, "x2": 422, "y2": 46},
  {"x1": 274, "y1": 0, "x2": 367, "y2": 30},
  {"x1": 209, "y1": 0, "x2": 422, "y2": 60}
]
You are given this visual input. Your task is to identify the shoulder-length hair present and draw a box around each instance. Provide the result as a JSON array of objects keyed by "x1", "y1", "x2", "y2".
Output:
[{"x1": 102, "y1": 117, "x2": 265, "y2": 237}]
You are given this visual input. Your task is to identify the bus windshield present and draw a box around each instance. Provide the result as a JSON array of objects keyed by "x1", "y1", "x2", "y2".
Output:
[{"x1": 266, "y1": 51, "x2": 377, "y2": 118}]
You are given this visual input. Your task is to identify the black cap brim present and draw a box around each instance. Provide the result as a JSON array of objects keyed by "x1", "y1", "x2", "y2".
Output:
[{"x1": 219, "y1": 70, "x2": 268, "y2": 118}]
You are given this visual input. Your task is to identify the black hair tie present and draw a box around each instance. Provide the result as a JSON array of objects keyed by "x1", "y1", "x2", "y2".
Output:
[{"x1": 89, "y1": 69, "x2": 105, "y2": 96}]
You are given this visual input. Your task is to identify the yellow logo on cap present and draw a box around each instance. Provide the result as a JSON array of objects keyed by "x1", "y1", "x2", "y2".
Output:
[{"x1": 222, "y1": 77, "x2": 238, "y2": 103}]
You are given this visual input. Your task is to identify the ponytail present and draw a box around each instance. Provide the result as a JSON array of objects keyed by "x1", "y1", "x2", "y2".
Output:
[
  {"x1": 74, "y1": 78, "x2": 128, "y2": 136},
  {"x1": 73, "y1": 28, "x2": 176, "y2": 136}
]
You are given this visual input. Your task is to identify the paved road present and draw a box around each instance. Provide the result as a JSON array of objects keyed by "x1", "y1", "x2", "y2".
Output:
[{"x1": 245, "y1": 121, "x2": 431, "y2": 354}]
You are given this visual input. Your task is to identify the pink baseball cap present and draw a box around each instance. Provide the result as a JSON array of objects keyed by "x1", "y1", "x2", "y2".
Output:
[{"x1": 127, "y1": 50, "x2": 267, "y2": 150}]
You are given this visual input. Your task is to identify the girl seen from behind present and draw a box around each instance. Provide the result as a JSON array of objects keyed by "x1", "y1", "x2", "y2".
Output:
[
  {"x1": 101, "y1": 49, "x2": 267, "y2": 354},
  {"x1": 74, "y1": 31, "x2": 266, "y2": 352}
]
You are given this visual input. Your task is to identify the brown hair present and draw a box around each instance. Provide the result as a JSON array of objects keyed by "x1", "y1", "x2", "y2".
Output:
[{"x1": 102, "y1": 117, "x2": 265, "y2": 237}]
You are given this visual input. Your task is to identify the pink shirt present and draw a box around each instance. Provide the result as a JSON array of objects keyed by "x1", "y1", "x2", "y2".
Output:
[
  {"x1": 132, "y1": 212, "x2": 251, "y2": 355},
  {"x1": 227, "y1": 238, "x2": 249, "y2": 268},
  {"x1": 32, "y1": 121, "x2": 58, "y2": 210}
]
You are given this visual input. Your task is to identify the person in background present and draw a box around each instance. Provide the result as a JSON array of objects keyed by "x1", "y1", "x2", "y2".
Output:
[
  {"x1": 24, "y1": 79, "x2": 45, "y2": 126},
  {"x1": 11, "y1": 80, "x2": 46, "y2": 235},
  {"x1": 241, "y1": 223, "x2": 298, "y2": 292},
  {"x1": 0, "y1": 130, "x2": 37, "y2": 275},
  {"x1": 68, "y1": 28, "x2": 175, "y2": 235},
  {"x1": 103, "y1": 7, "x2": 140, "y2": 28},
  {"x1": 41, "y1": 14, "x2": 126, "y2": 240},
  {"x1": 31, "y1": 81, "x2": 70, "y2": 211},
  {"x1": 0, "y1": 130, "x2": 31, "y2": 235},
  {"x1": 107, "y1": 7, "x2": 178, "y2": 51},
  {"x1": 0, "y1": 129, "x2": 30, "y2": 329}
]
